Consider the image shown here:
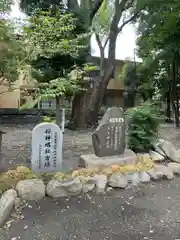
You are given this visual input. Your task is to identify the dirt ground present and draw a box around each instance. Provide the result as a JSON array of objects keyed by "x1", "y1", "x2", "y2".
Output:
[{"x1": 1, "y1": 123, "x2": 180, "y2": 172}]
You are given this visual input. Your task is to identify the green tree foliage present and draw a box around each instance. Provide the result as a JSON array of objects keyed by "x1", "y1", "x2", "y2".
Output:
[
  {"x1": 25, "y1": 8, "x2": 88, "y2": 85},
  {"x1": 20, "y1": 0, "x2": 64, "y2": 15},
  {"x1": 121, "y1": 62, "x2": 139, "y2": 108},
  {"x1": 127, "y1": 102, "x2": 160, "y2": 153},
  {"x1": 0, "y1": 19, "x2": 25, "y2": 86},
  {"x1": 22, "y1": 8, "x2": 89, "y2": 125},
  {"x1": 26, "y1": 9, "x2": 88, "y2": 82},
  {"x1": 0, "y1": 0, "x2": 11, "y2": 12},
  {"x1": 137, "y1": 0, "x2": 180, "y2": 126}
]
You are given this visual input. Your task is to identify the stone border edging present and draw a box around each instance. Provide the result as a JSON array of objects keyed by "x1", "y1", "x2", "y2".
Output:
[{"x1": 0, "y1": 159, "x2": 180, "y2": 228}]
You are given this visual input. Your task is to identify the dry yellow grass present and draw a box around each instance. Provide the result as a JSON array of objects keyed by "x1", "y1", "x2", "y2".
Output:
[
  {"x1": 0, "y1": 155, "x2": 154, "y2": 194},
  {"x1": 72, "y1": 154, "x2": 154, "y2": 177}
]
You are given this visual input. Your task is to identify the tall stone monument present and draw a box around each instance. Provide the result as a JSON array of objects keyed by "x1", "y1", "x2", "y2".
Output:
[
  {"x1": 92, "y1": 107, "x2": 125, "y2": 157},
  {"x1": 31, "y1": 122, "x2": 63, "y2": 172},
  {"x1": 80, "y1": 107, "x2": 137, "y2": 168}
]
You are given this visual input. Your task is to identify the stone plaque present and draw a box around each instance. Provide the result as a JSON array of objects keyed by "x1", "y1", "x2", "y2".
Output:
[
  {"x1": 92, "y1": 107, "x2": 125, "y2": 157},
  {"x1": 31, "y1": 123, "x2": 63, "y2": 172}
]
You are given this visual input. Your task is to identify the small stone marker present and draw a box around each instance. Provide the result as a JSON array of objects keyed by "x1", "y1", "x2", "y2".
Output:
[
  {"x1": 31, "y1": 122, "x2": 63, "y2": 172},
  {"x1": 92, "y1": 107, "x2": 125, "y2": 157}
]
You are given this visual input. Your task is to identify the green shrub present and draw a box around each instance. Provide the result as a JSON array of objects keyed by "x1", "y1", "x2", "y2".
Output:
[
  {"x1": 43, "y1": 116, "x2": 54, "y2": 123},
  {"x1": 126, "y1": 102, "x2": 160, "y2": 153}
]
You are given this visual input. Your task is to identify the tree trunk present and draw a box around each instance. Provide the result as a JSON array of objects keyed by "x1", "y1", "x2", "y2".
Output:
[
  {"x1": 70, "y1": 25, "x2": 117, "y2": 129},
  {"x1": 165, "y1": 65, "x2": 172, "y2": 122},
  {"x1": 68, "y1": 88, "x2": 93, "y2": 129},
  {"x1": 171, "y1": 52, "x2": 179, "y2": 127},
  {"x1": 68, "y1": 0, "x2": 136, "y2": 129},
  {"x1": 56, "y1": 96, "x2": 61, "y2": 127},
  {"x1": 166, "y1": 91, "x2": 171, "y2": 122},
  {"x1": 165, "y1": 81, "x2": 172, "y2": 122},
  {"x1": 124, "y1": 90, "x2": 136, "y2": 108},
  {"x1": 67, "y1": 0, "x2": 105, "y2": 129}
]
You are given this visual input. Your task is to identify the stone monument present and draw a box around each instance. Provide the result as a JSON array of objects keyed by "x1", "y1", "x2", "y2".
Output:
[
  {"x1": 31, "y1": 122, "x2": 63, "y2": 172},
  {"x1": 92, "y1": 107, "x2": 125, "y2": 157},
  {"x1": 80, "y1": 107, "x2": 137, "y2": 168}
]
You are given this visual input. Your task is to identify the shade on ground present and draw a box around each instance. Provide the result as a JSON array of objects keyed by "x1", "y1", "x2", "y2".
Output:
[{"x1": 1, "y1": 178, "x2": 180, "y2": 240}]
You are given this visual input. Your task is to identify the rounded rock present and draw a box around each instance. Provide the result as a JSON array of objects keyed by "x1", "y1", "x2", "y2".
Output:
[
  {"x1": 108, "y1": 173, "x2": 128, "y2": 188},
  {"x1": 46, "y1": 178, "x2": 82, "y2": 198},
  {"x1": 94, "y1": 174, "x2": 107, "y2": 193},
  {"x1": 139, "y1": 171, "x2": 151, "y2": 183},
  {"x1": 81, "y1": 177, "x2": 95, "y2": 193},
  {"x1": 16, "y1": 179, "x2": 45, "y2": 201},
  {"x1": 168, "y1": 162, "x2": 180, "y2": 175},
  {"x1": 0, "y1": 189, "x2": 17, "y2": 227}
]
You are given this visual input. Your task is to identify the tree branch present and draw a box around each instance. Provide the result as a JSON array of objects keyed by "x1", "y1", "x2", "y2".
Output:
[
  {"x1": 0, "y1": 87, "x2": 19, "y2": 95},
  {"x1": 104, "y1": 36, "x2": 109, "y2": 49},
  {"x1": 95, "y1": 33, "x2": 103, "y2": 51},
  {"x1": 125, "y1": 0, "x2": 135, "y2": 9},
  {"x1": 0, "y1": 76, "x2": 6, "y2": 85},
  {"x1": 90, "y1": 0, "x2": 104, "y2": 23},
  {"x1": 118, "y1": 11, "x2": 140, "y2": 33},
  {"x1": 110, "y1": 0, "x2": 126, "y2": 32},
  {"x1": 95, "y1": 33, "x2": 110, "y2": 53}
]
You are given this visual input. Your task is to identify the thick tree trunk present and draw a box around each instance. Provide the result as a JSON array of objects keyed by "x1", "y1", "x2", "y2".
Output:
[
  {"x1": 68, "y1": 0, "x2": 136, "y2": 129},
  {"x1": 67, "y1": 0, "x2": 105, "y2": 129},
  {"x1": 68, "y1": 90, "x2": 90, "y2": 129},
  {"x1": 86, "y1": 64, "x2": 114, "y2": 123},
  {"x1": 69, "y1": 64, "x2": 114, "y2": 129}
]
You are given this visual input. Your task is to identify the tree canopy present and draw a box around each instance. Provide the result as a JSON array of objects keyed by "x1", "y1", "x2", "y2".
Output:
[
  {"x1": 0, "y1": 18, "x2": 25, "y2": 85},
  {"x1": 136, "y1": 0, "x2": 180, "y2": 125}
]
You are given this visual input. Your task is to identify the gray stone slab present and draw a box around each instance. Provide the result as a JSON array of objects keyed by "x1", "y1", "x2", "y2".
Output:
[
  {"x1": 92, "y1": 107, "x2": 125, "y2": 157},
  {"x1": 79, "y1": 149, "x2": 137, "y2": 168}
]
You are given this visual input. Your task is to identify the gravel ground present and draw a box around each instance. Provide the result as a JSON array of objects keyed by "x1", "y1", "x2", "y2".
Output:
[
  {"x1": 0, "y1": 124, "x2": 94, "y2": 172},
  {"x1": 0, "y1": 123, "x2": 180, "y2": 239},
  {"x1": 1, "y1": 123, "x2": 180, "y2": 171}
]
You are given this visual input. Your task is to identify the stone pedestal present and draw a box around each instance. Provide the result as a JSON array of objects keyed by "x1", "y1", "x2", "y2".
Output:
[{"x1": 79, "y1": 149, "x2": 137, "y2": 168}]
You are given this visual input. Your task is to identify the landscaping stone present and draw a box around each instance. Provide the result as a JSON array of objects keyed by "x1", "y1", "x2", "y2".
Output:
[
  {"x1": 108, "y1": 173, "x2": 128, "y2": 188},
  {"x1": 158, "y1": 140, "x2": 180, "y2": 163},
  {"x1": 126, "y1": 173, "x2": 141, "y2": 186},
  {"x1": 139, "y1": 171, "x2": 151, "y2": 183},
  {"x1": 168, "y1": 162, "x2": 180, "y2": 175},
  {"x1": 147, "y1": 168, "x2": 162, "y2": 181},
  {"x1": 14, "y1": 197, "x2": 21, "y2": 208},
  {"x1": 81, "y1": 177, "x2": 96, "y2": 193},
  {"x1": 46, "y1": 180, "x2": 68, "y2": 198},
  {"x1": 16, "y1": 179, "x2": 45, "y2": 201},
  {"x1": 150, "y1": 151, "x2": 165, "y2": 162},
  {"x1": 94, "y1": 174, "x2": 107, "y2": 193},
  {"x1": 46, "y1": 178, "x2": 82, "y2": 198},
  {"x1": 153, "y1": 139, "x2": 167, "y2": 157},
  {"x1": 154, "y1": 164, "x2": 174, "y2": 180},
  {"x1": 0, "y1": 189, "x2": 17, "y2": 227},
  {"x1": 106, "y1": 187, "x2": 113, "y2": 192},
  {"x1": 66, "y1": 178, "x2": 82, "y2": 195},
  {"x1": 80, "y1": 149, "x2": 137, "y2": 168},
  {"x1": 137, "y1": 153, "x2": 151, "y2": 158}
]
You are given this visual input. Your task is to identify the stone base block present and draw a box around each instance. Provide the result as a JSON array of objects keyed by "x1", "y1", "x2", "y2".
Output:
[{"x1": 79, "y1": 149, "x2": 137, "y2": 168}]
